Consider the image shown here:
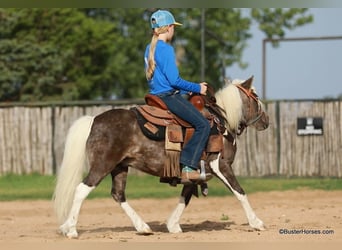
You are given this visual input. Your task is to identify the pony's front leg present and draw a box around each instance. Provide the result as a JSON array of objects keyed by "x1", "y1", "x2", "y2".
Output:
[
  {"x1": 210, "y1": 155, "x2": 265, "y2": 231},
  {"x1": 166, "y1": 185, "x2": 196, "y2": 233},
  {"x1": 166, "y1": 196, "x2": 186, "y2": 233},
  {"x1": 59, "y1": 183, "x2": 95, "y2": 238},
  {"x1": 233, "y1": 191, "x2": 265, "y2": 230}
]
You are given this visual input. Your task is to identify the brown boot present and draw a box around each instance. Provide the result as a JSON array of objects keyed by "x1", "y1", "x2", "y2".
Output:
[{"x1": 180, "y1": 166, "x2": 212, "y2": 185}]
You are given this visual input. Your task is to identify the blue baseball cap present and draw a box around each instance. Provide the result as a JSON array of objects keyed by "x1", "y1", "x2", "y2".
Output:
[{"x1": 150, "y1": 10, "x2": 182, "y2": 29}]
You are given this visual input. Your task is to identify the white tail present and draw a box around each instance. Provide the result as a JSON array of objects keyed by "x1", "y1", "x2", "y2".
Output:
[{"x1": 53, "y1": 115, "x2": 94, "y2": 224}]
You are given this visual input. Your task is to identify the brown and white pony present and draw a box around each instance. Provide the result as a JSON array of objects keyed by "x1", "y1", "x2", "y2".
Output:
[{"x1": 53, "y1": 76, "x2": 269, "y2": 238}]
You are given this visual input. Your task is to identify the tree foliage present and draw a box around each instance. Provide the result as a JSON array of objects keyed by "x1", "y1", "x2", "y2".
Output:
[
  {"x1": 0, "y1": 8, "x2": 313, "y2": 102},
  {"x1": 0, "y1": 9, "x2": 119, "y2": 101}
]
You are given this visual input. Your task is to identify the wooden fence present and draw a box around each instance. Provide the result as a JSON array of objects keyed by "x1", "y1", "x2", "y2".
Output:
[{"x1": 0, "y1": 100, "x2": 341, "y2": 177}]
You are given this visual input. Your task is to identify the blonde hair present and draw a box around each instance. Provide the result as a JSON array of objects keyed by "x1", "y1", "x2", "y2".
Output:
[{"x1": 146, "y1": 26, "x2": 169, "y2": 80}]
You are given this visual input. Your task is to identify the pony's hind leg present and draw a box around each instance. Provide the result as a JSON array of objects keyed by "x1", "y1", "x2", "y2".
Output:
[
  {"x1": 59, "y1": 168, "x2": 112, "y2": 238},
  {"x1": 59, "y1": 182, "x2": 95, "y2": 238},
  {"x1": 111, "y1": 166, "x2": 153, "y2": 235},
  {"x1": 58, "y1": 158, "x2": 113, "y2": 238}
]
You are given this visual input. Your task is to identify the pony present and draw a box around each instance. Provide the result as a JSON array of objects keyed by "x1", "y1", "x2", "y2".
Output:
[{"x1": 53, "y1": 76, "x2": 269, "y2": 238}]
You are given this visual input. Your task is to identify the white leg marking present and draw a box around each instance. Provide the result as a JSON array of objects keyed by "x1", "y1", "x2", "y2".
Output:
[
  {"x1": 167, "y1": 196, "x2": 186, "y2": 233},
  {"x1": 234, "y1": 192, "x2": 265, "y2": 230},
  {"x1": 210, "y1": 154, "x2": 265, "y2": 230},
  {"x1": 59, "y1": 183, "x2": 94, "y2": 238},
  {"x1": 120, "y1": 202, "x2": 152, "y2": 234}
]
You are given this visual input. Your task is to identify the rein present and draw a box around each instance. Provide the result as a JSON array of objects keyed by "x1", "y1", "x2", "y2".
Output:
[
  {"x1": 189, "y1": 84, "x2": 228, "y2": 135},
  {"x1": 235, "y1": 84, "x2": 264, "y2": 135},
  {"x1": 203, "y1": 85, "x2": 228, "y2": 134}
]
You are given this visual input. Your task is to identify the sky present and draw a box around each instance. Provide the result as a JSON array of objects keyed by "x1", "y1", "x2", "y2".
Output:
[{"x1": 227, "y1": 8, "x2": 342, "y2": 100}]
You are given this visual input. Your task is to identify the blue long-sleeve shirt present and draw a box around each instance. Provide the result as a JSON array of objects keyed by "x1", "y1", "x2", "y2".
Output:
[{"x1": 144, "y1": 40, "x2": 201, "y2": 95}]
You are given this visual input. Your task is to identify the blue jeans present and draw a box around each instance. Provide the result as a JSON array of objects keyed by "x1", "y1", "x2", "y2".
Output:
[{"x1": 158, "y1": 92, "x2": 210, "y2": 169}]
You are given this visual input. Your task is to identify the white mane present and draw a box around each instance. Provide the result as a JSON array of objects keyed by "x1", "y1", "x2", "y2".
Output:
[{"x1": 215, "y1": 79, "x2": 245, "y2": 133}]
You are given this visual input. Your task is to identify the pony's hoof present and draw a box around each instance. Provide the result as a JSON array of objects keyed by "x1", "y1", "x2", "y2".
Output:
[
  {"x1": 250, "y1": 218, "x2": 266, "y2": 231},
  {"x1": 256, "y1": 223, "x2": 266, "y2": 231},
  {"x1": 168, "y1": 227, "x2": 183, "y2": 233},
  {"x1": 137, "y1": 227, "x2": 153, "y2": 235},
  {"x1": 66, "y1": 230, "x2": 79, "y2": 238},
  {"x1": 201, "y1": 183, "x2": 209, "y2": 196},
  {"x1": 58, "y1": 224, "x2": 78, "y2": 238},
  {"x1": 167, "y1": 222, "x2": 183, "y2": 233},
  {"x1": 137, "y1": 231, "x2": 154, "y2": 236}
]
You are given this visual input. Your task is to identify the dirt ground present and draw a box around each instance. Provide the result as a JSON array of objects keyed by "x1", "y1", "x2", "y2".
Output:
[{"x1": 0, "y1": 190, "x2": 341, "y2": 244}]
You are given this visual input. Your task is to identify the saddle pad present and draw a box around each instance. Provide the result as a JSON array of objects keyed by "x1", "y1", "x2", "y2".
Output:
[{"x1": 131, "y1": 107, "x2": 165, "y2": 141}]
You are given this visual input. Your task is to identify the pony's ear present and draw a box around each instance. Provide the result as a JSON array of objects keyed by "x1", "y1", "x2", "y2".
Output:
[{"x1": 241, "y1": 75, "x2": 254, "y2": 90}]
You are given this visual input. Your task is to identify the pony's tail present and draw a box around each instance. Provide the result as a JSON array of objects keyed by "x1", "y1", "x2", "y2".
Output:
[{"x1": 53, "y1": 115, "x2": 94, "y2": 224}]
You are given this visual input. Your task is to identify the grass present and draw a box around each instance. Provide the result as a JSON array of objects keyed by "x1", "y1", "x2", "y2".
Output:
[{"x1": 0, "y1": 173, "x2": 341, "y2": 201}]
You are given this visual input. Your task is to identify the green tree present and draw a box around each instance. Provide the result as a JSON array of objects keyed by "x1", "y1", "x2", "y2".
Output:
[
  {"x1": 171, "y1": 9, "x2": 252, "y2": 86},
  {"x1": 80, "y1": 8, "x2": 152, "y2": 98},
  {"x1": 251, "y1": 8, "x2": 313, "y2": 39},
  {"x1": 0, "y1": 8, "x2": 119, "y2": 101},
  {"x1": 0, "y1": 8, "x2": 313, "y2": 101}
]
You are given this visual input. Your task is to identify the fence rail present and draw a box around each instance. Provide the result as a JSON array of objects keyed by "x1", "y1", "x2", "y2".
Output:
[{"x1": 0, "y1": 100, "x2": 341, "y2": 177}]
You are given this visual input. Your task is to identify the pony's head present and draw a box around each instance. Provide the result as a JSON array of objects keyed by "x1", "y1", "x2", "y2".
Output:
[{"x1": 215, "y1": 76, "x2": 269, "y2": 135}]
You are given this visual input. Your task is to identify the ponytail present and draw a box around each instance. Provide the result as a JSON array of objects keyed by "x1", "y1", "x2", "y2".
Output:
[{"x1": 146, "y1": 26, "x2": 169, "y2": 80}]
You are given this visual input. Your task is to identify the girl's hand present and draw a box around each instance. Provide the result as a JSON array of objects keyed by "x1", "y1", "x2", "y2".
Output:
[{"x1": 199, "y1": 82, "x2": 208, "y2": 95}]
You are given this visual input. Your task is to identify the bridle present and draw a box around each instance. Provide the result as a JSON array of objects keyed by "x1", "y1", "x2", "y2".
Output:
[{"x1": 235, "y1": 84, "x2": 265, "y2": 135}]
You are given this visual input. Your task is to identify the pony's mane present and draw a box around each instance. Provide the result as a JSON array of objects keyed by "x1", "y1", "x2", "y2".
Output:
[{"x1": 215, "y1": 79, "x2": 248, "y2": 133}]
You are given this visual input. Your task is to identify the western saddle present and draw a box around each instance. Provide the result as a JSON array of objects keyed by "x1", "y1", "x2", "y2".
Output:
[{"x1": 135, "y1": 93, "x2": 225, "y2": 182}]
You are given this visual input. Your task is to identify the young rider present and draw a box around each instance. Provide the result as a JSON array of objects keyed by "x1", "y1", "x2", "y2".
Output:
[{"x1": 144, "y1": 9, "x2": 211, "y2": 184}]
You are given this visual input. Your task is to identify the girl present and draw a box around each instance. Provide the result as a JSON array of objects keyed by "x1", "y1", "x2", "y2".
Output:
[{"x1": 144, "y1": 10, "x2": 211, "y2": 184}]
